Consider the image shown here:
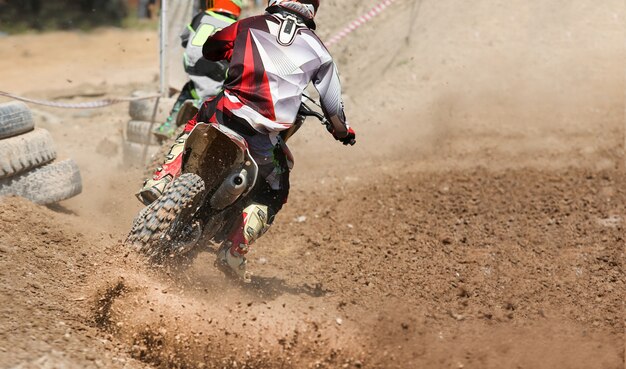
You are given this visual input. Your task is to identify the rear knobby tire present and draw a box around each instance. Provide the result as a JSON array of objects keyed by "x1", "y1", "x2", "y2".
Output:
[
  {"x1": 0, "y1": 159, "x2": 82, "y2": 205},
  {"x1": 0, "y1": 128, "x2": 56, "y2": 179},
  {"x1": 126, "y1": 173, "x2": 206, "y2": 261},
  {"x1": 0, "y1": 101, "x2": 35, "y2": 139}
]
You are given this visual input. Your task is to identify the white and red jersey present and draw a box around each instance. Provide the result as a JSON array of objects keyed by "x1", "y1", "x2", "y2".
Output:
[{"x1": 203, "y1": 12, "x2": 350, "y2": 139}]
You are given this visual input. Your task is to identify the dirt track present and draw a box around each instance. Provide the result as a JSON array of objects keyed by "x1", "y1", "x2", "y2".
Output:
[{"x1": 0, "y1": 0, "x2": 625, "y2": 368}]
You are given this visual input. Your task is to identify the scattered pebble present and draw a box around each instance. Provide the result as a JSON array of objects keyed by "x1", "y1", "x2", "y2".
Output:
[
  {"x1": 596, "y1": 216, "x2": 622, "y2": 228},
  {"x1": 450, "y1": 312, "x2": 464, "y2": 321}
]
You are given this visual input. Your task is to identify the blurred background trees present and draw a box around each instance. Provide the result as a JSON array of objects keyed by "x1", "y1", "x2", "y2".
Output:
[
  {"x1": 0, "y1": 0, "x2": 129, "y2": 32},
  {"x1": 0, "y1": 0, "x2": 260, "y2": 33}
]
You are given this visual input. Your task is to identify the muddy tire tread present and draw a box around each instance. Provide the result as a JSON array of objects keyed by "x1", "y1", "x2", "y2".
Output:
[
  {"x1": 0, "y1": 101, "x2": 35, "y2": 139},
  {"x1": 128, "y1": 96, "x2": 176, "y2": 122},
  {"x1": 126, "y1": 120, "x2": 161, "y2": 145},
  {"x1": 0, "y1": 128, "x2": 56, "y2": 179},
  {"x1": 0, "y1": 159, "x2": 82, "y2": 204},
  {"x1": 126, "y1": 173, "x2": 205, "y2": 259}
]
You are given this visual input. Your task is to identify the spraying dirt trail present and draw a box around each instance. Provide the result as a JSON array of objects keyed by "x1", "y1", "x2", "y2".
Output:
[{"x1": 2, "y1": 168, "x2": 623, "y2": 368}]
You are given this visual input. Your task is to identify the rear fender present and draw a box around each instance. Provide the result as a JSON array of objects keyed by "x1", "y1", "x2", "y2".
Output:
[{"x1": 182, "y1": 123, "x2": 258, "y2": 204}]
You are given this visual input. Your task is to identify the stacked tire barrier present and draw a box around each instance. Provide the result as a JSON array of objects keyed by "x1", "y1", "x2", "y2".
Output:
[
  {"x1": 124, "y1": 92, "x2": 176, "y2": 167},
  {"x1": 0, "y1": 102, "x2": 82, "y2": 205}
]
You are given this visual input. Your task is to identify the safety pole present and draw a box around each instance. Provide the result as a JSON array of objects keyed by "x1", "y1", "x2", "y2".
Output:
[{"x1": 159, "y1": 0, "x2": 169, "y2": 97}]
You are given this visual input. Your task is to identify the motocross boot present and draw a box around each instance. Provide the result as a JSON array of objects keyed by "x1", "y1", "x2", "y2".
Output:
[
  {"x1": 153, "y1": 84, "x2": 198, "y2": 140},
  {"x1": 152, "y1": 115, "x2": 178, "y2": 140},
  {"x1": 216, "y1": 204, "x2": 271, "y2": 283},
  {"x1": 136, "y1": 132, "x2": 189, "y2": 205},
  {"x1": 216, "y1": 242, "x2": 251, "y2": 283}
]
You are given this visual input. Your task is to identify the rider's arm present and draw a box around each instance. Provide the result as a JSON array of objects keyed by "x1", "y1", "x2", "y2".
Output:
[
  {"x1": 202, "y1": 20, "x2": 240, "y2": 62},
  {"x1": 314, "y1": 60, "x2": 350, "y2": 138},
  {"x1": 180, "y1": 24, "x2": 192, "y2": 48},
  {"x1": 181, "y1": 12, "x2": 204, "y2": 48}
]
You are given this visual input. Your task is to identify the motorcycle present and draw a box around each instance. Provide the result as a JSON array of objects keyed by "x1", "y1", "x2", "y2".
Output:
[{"x1": 125, "y1": 97, "x2": 347, "y2": 261}]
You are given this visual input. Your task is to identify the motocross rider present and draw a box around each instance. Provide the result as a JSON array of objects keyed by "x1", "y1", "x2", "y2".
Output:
[
  {"x1": 139, "y1": 0, "x2": 356, "y2": 282},
  {"x1": 153, "y1": 0, "x2": 243, "y2": 139}
]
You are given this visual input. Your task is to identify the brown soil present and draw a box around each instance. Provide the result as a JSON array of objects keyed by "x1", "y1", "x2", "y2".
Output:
[{"x1": 0, "y1": 0, "x2": 625, "y2": 368}]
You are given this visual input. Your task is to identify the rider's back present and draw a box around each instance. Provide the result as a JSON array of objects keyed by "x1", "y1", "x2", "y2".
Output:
[
  {"x1": 204, "y1": 13, "x2": 339, "y2": 134},
  {"x1": 182, "y1": 11, "x2": 237, "y2": 99}
]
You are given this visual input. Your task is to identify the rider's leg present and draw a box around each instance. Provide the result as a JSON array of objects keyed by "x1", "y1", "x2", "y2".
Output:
[
  {"x1": 217, "y1": 202, "x2": 271, "y2": 282},
  {"x1": 217, "y1": 144, "x2": 291, "y2": 282},
  {"x1": 137, "y1": 97, "x2": 219, "y2": 205},
  {"x1": 152, "y1": 82, "x2": 198, "y2": 140},
  {"x1": 136, "y1": 131, "x2": 189, "y2": 205}
]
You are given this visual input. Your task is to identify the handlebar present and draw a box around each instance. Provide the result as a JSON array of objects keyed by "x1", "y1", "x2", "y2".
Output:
[
  {"x1": 298, "y1": 102, "x2": 328, "y2": 124},
  {"x1": 298, "y1": 101, "x2": 356, "y2": 146}
]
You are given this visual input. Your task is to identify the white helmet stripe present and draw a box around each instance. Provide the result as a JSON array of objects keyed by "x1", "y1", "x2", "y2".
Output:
[{"x1": 267, "y1": 0, "x2": 316, "y2": 20}]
